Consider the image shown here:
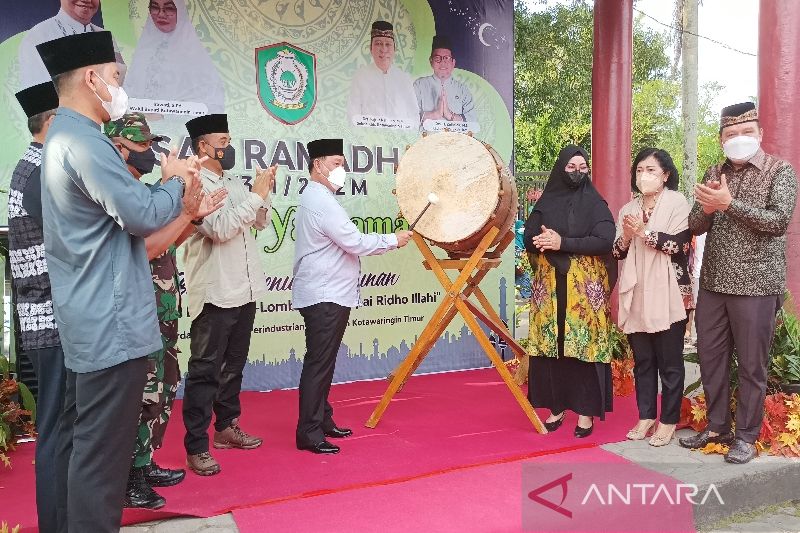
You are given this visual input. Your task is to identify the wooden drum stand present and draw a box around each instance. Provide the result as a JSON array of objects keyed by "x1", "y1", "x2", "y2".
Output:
[{"x1": 365, "y1": 227, "x2": 546, "y2": 433}]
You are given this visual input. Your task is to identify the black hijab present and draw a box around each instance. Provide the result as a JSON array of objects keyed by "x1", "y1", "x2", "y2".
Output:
[{"x1": 523, "y1": 145, "x2": 614, "y2": 275}]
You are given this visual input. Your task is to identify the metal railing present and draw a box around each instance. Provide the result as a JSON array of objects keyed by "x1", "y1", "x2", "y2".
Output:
[{"x1": 516, "y1": 172, "x2": 548, "y2": 218}]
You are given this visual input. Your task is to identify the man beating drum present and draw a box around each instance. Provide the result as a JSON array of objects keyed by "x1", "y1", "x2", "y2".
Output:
[{"x1": 291, "y1": 138, "x2": 414, "y2": 454}]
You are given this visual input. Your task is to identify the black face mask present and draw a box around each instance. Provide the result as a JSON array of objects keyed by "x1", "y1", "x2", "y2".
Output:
[
  {"x1": 208, "y1": 144, "x2": 235, "y2": 171},
  {"x1": 126, "y1": 148, "x2": 157, "y2": 176},
  {"x1": 564, "y1": 170, "x2": 589, "y2": 188}
]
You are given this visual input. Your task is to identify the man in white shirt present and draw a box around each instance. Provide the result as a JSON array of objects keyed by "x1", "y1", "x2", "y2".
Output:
[
  {"x1": 291, "y1": 138, "x2": 413, "y2": 454},
  {"x1": 181, "y1": 114, "x2": 277, "y2": 475},
  {"x1": 17, "y1": 0, "x2": 126, "y2": 89},
  {"x1": 346, "y1": 21, "x2": 419, "y2": 128}
]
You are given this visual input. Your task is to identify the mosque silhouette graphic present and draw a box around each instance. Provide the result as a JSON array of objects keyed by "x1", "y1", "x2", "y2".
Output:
[{"x1": 178, "y1": 278, "x2": 509, "y2": 394}]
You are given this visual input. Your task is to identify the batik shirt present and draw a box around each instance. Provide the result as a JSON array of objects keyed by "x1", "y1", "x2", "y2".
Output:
[
  {"x1": 688, "y1": 150, "x2": 798, "y2": 296},
  {"x1": 8, "y1": 142, "x2": 59, "y2": 350}
]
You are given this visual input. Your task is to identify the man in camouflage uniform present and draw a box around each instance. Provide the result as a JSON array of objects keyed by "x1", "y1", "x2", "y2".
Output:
[{"x1": 105, "y1": 113, "x2": 225, "y2": 509}]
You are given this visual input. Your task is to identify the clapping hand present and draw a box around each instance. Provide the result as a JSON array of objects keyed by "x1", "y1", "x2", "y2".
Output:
[
  {"x1": 531, "y1": 225, "x2": 562, "y2": 252},
  {"x1": 252, "y1": 165, "x2": 278, "y2": 200},
  {"x1": 160, "y1": 146, "x2": 207, "y2": 185},
  {"x1": 197, "y1": 188, "x2": 228, "y2": 218},
  {"x1": 622, "y1": 214, "x2": 645, "y2": 241},
  {"x1": 694, "y1": 174, "x2": 732, "y2": 214}
]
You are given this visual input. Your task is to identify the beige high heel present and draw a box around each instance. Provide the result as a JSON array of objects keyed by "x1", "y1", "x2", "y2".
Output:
[
  {"x1": 626, "y1": 419, "x2": 655, "y2": 440},
  {"x1": 649, "y1": 424, "x2": 676, "y2": 447}
]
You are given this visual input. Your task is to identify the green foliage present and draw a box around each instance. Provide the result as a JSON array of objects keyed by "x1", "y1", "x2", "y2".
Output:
[
  {"x1": 17, "y1": 383, "x2": 36, "y2": 424},
  {"x1": 514, "y1": 0, "x2": 594, "y2": 172},
  {"x1": 514, "y1": 1, "x2": 724, "y2": 178},
  {"x1": 0, "y1": 353, "x2": 37, "y2": 465},
  {"x1": 770, "y1": 307, "x2": 800, "y2": 385},
  {"x1": 609, "y1": 324, "x2": 633, "y2": 361}
]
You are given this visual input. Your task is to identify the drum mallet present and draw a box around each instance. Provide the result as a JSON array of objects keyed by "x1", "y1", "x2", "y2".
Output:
[{"x1": 408, "y1": 193, "x2": 440, "y2": 231}]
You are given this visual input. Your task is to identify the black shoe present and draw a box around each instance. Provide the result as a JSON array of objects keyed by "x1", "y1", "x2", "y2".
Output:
[
  {"x1": 724, "y1": 438, "x2": 757, "y2": 464},
  {"x1": 678, "y1": 429, "x2": 734, "y2": 450},
  {"x1": 544, "y1": 412, "x2": 565, "y2": 432},
  {"x1": 144, "y1": 461, "x2": 186, "y2": 487},
  {"x1": 297, "y1": 440, "x2": 340, "y2": 454},
  {"x1": 123, "y1": 467, "x2": 166, "y2": 510},
  {"x1": 324, "y1": 426, "x2": 353, "y2": 438},
  {"x1": 574, "y1": 418, "x2": 594, "y2": 438}
]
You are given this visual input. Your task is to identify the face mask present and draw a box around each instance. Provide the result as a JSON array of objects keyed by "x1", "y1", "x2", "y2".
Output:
[
  {"x1": 322, "y1": 162, "x2": 347, "y2": 189},
  {"x1": 92, "y1": 73, "x2": 128, "y2": 121},
  {"x1": 636, "y1": 172, "x2": 663, "y2": 195},
  {"x1": 564, "y1": 171, "x2": 588, "y2": 188},
  {"x1": 723, "y1": 135, "x2": 760, "y2": 163},
  {"x1": 207, "y1": 144, "x2": 236, "y2": 171},
  {"x1": 126, "y1": 148, "x2": 157, "y2": 176}
]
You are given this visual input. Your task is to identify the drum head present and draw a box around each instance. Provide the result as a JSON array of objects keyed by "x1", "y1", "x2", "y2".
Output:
[{"x1": 396, "y1": 132, "x2": 500, "y2": 244}]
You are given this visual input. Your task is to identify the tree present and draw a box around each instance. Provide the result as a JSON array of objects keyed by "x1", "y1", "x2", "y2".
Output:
[{"x1": 514, "y1": 0, "x2": 722, "y2": 181}]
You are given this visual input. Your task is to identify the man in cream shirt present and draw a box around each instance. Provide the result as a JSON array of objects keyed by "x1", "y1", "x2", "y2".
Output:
[{"x1": 181, "y1": 113, "x2": 277, "y2": 476}]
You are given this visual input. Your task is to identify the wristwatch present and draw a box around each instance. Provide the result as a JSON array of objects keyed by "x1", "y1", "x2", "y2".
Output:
[
  {"x1": 169, "y1": 175, "x2": 186, "y2": 192},
  {"x1": 191, "y1": 217, "x2": 204, "y2": 226}
]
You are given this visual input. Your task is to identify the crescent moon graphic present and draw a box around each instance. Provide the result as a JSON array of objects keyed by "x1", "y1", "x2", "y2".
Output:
[{"x1": 478, "y1": 23, "x2": 494, "y2": 47}]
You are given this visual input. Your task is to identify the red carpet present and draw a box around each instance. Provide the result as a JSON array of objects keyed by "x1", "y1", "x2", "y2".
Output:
[
  {"x1": 232, "y1": 447, "x2": 696, "y2": 533},
  {"x1": 0, "y1": 368, "x2": 641, "y2": 531}
]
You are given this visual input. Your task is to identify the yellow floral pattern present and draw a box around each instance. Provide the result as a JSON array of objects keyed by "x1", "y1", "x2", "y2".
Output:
[{"x1": 527, "y1": 252, "x2": 613, "y2": 363}]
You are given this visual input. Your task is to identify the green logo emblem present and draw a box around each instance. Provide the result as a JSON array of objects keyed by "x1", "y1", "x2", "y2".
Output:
[{"x1": 256, "y1": 42, "x2": 316, "y2": 125}]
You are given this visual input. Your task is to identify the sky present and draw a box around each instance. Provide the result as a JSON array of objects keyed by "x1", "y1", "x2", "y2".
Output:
[{"x1": 525, "y1": 0, "x2": 759, "y2": 115}]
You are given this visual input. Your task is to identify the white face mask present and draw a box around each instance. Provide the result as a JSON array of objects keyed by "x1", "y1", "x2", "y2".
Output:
[
  {"x1": 322, "y1": 162, "x2": 347, "y2": 189},
  {"x1": 722, "y1": 135, "x2": 760, "y2": 163},
  {"x1": 636, "y1": 172, "x2": 664, "y2": 195},
  {"x1": 92, "y1": 73, "x2": 129, "y2": 121}
]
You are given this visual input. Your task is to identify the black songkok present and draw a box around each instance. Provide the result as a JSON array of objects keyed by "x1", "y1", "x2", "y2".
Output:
[
  {"x1": 432, "y1": 35, "x2": 453, "y2": 52},
  {"x1": 15, "y1": 82, "x2": 59, "y2": 118},
  {"x1": 307, "y1": 138, "x2": 344, "y2": 160},
  {"x1": 36, "y1": 32, "x2": 116, "y2": 78},
  {"x1": 186, "y1": 114, "x2": 229, "y2": 139}
]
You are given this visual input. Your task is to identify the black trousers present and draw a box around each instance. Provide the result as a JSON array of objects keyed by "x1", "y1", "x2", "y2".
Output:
[
  {"x1": 60, "y1": 357, "x2": 147, "y2": 533},
  {"x1": 183, "y1": 302, "x2": 256, "y2": 454},
  {"x1": 25, "y1": 346, "x2": 67, "y2": 533},
  {"x1": 296, "y1": 302, "x2": 351, "y2": 446},
  {"x1": 696, "y1": 289, "x2": 781, "y2": 443},
  {"x1": 627, "y1": 319, "x2": 688, "y2": 424}
]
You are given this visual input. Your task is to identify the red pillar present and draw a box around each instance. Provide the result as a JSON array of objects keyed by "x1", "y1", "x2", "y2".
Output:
[
  {"x1": 592, "y1": 0, "x2": 633, "y2": 317},
  {"x1": 591, "y1": 0, "x2": 633, "y2": 219},
  {"x1": 759, "y1": 0, "x2": 800, "y2": 300}
]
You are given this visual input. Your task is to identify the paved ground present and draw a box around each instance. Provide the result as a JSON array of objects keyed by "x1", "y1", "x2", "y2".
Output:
[
  {"x1": 602, "y1": 432, "x2": 800, "y2": 529},
  {"x1": 705, "y1": 501, "x2": 800, "y2": 533},
  {"x1": 121, "y1": 514, "x2": 238, "y2": 533}
]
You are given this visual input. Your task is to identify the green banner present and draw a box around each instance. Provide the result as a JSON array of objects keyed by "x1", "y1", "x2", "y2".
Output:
[{"x1": 0, "y1": 0, "x2": 515, "y2": 390}]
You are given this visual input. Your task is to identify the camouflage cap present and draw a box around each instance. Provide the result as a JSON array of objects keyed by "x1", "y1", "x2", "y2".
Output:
[{"x1": 103, "y1": 112, "x2": 163, "y2": 142}]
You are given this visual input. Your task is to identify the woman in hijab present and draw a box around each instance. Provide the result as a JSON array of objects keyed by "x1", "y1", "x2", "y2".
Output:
[
  {"x1": 524, "y1": 145, "x2": 615, "y2": 438},
  {"x1": 125, "y1": 0, "x2": 226, "y2": 113},
  {"x1": 613, "y1": 148, "x2": 691, "y2": 447}
]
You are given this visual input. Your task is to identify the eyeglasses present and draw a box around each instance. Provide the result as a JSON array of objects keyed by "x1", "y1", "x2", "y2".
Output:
[
  {"x1": 431, "y1": 55, "x2": 453, "y2": 63},
  {"x1": 149, "y1": 3, "x2": 177, "y2": 15}
]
